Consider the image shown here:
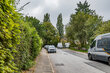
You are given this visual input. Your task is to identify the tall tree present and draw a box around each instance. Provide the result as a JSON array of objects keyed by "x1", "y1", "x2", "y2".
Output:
[
  {"x1": 56, "y1": 13, "x2": 64, "y2": 40},
  {"x1": 42, "y1": 22, "x2": 59, "y2": 46},
  {"x1": 43, "y1": 13, "x2": 50, "y2": 22},
  {"x1": 75, "y1": 0, "x2": 95, "y2": 15},
  {"x1": 66, "y1": 1, "x2": 102, "y2": 49}
]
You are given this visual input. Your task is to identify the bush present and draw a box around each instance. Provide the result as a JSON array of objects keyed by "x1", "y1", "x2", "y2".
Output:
[
  {"x1": 0, "y1": 0, "x2": 21, "y2": 72},
  {"x1": 0, "y1": 45, "x2": 18, "y2": 73},
  {"x1": 15, "y1": 21, "x2": 42, "y2": 71},
  {"x1": 0, "y1": 0, "x2": 42, "y2": 72}
]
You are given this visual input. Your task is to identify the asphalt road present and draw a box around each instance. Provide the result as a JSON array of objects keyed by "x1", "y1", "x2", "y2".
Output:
[{"x1": 48, "y1": 49, "x2": 110, "y2": 73}]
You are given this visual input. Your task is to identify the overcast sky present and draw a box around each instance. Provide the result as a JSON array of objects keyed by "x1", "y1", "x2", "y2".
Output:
[{"x1": 17, "y1": 0, "x2": 110, "y2": 27}]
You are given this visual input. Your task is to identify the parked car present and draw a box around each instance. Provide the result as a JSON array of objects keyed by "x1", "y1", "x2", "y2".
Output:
[
  {"x1": 44, "y1": 45, "x2": 49, "y2": 50},
  {"x1": 48, "y1": 45, "x2": 56, "y2": 53},
  {"x1": 88, "y1": 33, "x2": 110, "y2": 65},
  {"x1": 57, "y1": 43, "x2": 63, "y2": 48}
]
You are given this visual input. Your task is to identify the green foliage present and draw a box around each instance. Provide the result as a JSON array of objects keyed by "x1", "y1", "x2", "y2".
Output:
[
  {"x1": 66, "y1": 1, "x2": 102, "y2": 49},
  {"x1": 84, "y1": 15, "x2": 102, "y2": 42},
  {"x1": 42, "y1": 22, "x2": 60, "y2": 46},
  {"x1": 56, "y1": 13, "x2": 64, "y2": 40},
  {"x1": 31, "y1": 28, "x2": 42, "y2": 59},
  {"x1": 43, "y1": 13, "x2": 50, "y2": 22},
  {"x1": 26, "y1": 15, "x2": 60, "y2": 46},
  {"x1": 94, "y1": 21, "x2": 110, "y2": 38},
  {"x1": 0, "y1": 0, "x2": 20, "y2": 72},
  {"x1": 0, "y1": 44, "x2": 17, "y2": 73},
  {"x1": 14, "y1": 17, "x2": 42, "y2": 71},
  {"x1": 68, "y1": 12, "x2": 89, "y2": 47},
  {"x1": 75, "y1": 0, "x2": 95, "y2": 15},
  {"x1": 43, "y1": 14, "x2": 60, "y2": 45},
  {"x1": 25, "y1": 16, "x2": 43, "y2": 37},
  {"x1": 0, "y1": 0, "x2": 42, "y2": 72},
  {"x1": 70, "y1": 47, "x2": 88, "y2": 53}
]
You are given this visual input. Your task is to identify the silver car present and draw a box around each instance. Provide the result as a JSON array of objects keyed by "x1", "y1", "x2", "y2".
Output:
[{"x1": 48, "y1": 46, "x2": 56, "y2": 53}]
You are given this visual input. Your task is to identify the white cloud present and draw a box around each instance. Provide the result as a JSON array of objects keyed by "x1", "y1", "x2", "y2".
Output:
[
  {"x1": 19, "y1": 0, "x2": 110, "y2": 26},
  {"x1": 30, "y1": 6, "x2": 44, "y2": 17},
  {"x1": 45, "y1": 0, "x2": 59, "y2": 8}
]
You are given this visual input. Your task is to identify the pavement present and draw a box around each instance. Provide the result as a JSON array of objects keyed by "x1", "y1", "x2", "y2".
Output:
[
  {"x1": 34, "y1": 48, "x2": 54, "y2": 73},
  {"x1": 34, "y1": 48, "x2": 110, "y2": 73}
]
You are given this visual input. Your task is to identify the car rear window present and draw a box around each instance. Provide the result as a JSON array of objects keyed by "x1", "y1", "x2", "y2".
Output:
[
  {"x1": 97, "y1": 38, "x2": 110, "y2": 48},
  {"x1": 49, "y1": 46, "x2": 55, "y2": 48}
]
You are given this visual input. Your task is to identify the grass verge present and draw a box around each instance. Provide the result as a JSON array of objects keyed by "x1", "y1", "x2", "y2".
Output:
[{"x1": 69, "y1": 48, "x2": 88, "y2": 53}]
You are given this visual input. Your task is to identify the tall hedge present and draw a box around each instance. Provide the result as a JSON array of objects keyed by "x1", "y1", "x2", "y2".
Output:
[
  {"x1": 0, "y1": 0, "x2": 42, "y2": 72},
  {"x1": 15, "y1": 20, "x2": 42, "y2": 71}
]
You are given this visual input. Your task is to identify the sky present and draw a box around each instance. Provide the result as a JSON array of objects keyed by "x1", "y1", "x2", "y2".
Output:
[{"x1": 17, "y1": 0, "x2": 110, "y2": 27}]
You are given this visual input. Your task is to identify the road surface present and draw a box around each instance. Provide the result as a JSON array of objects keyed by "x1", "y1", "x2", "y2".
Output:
[{"x1": 48, "y1": 49, "x2": 110, "y2": 73}]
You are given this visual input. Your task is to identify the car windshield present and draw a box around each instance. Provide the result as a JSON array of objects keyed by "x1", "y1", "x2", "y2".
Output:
[{"x1": 97, "y1": 38, "x2": 110, "y2": 48}]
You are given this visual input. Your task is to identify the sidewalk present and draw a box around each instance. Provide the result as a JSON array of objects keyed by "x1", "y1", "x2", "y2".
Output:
[{"x1": 34, "y1": 49, "x2": 53, "y2": 73}]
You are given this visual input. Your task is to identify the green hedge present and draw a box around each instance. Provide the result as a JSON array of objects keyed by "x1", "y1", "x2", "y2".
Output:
[{"x1": 0, "y1": 0, "x2": 42, "y2": 72}]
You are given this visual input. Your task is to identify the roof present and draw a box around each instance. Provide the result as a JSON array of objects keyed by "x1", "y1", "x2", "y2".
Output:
[{"x1": 95, "y1": 33, "x2": 110, "y2": 40}]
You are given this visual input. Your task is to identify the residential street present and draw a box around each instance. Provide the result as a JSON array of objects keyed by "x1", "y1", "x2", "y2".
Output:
[
  {"x1": 49, "y1": 49, "x2": 110, "y2": 73},
  {"x1": 34, "y1": 48, "x2": 110, "y2": 73}
]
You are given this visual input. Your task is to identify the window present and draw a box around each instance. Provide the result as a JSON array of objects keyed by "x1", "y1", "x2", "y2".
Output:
[
  {"x1": 97, "y1": 38, "x2": 110, "y2": 48},
  {"x1": 91, "y1": 40, "x2": 96, "y2": 48}
]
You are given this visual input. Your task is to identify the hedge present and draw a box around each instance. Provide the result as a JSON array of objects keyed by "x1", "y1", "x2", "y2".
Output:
[{"x1": 0, "y1": 0, "x2": 42, "y2": 72}]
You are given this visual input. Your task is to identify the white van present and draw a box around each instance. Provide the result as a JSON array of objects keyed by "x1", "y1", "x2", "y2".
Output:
[
  {"x1": 88, "y1": 33, "x2": 110, "y2": 65},
  {"x1": 65, "y1": 43, "x2": 70, "y2": 48},
  {"x1": 57, "y1": 43, "x2": 63, "y2": 48}
]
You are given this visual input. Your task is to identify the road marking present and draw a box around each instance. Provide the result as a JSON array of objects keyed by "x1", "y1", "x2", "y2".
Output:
[{"x1": 47, "y1": 52, "x2": 55, "y2": 73}]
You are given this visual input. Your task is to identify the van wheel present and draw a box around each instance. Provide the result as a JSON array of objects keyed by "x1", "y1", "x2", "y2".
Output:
[
  {"x1": 88, "y1": 54, "x2": 92, "y2": 60},
  {"x1": 108, "y1": 58, "x2": 110, "y2": 66}
]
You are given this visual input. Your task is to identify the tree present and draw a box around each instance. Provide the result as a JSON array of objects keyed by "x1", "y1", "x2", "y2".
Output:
[
  {"x1": 67, "y1": 12, "x2": 102, "y2": 48},
  {"x1": 75, "y1": 0, "x2": 95, "y2": 15},
  {"x1": 42, "y1": 22, "x2": 59, "y2": 46},
  {"x1": 56, "y1": 13, "x2": 64, "y2": 40},
  {"x1": 84, "y1": 15, "x2": 102, "y2": 42},
  {"x1": 25, "y1": 16, "x2": 43, "y2": 36},
  {"x1": 69, "y1": 12, "x2": 89, "y2": 47},
  {"x1": 43, "y1": 13, "x2": 50, "y2": 22},
  {"x1": 24, "y1": 16, "x2": 60, "y2": 46},
  {"x1": 66, "y1": 1, "x2": 102, "y2": 49},
  {"x1": 95, "y1": 21, "x2": 110, "y2": 38}
]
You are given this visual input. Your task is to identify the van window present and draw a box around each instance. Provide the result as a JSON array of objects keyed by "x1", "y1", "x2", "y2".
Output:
[
  {"x1": 91, "y1": 40, "x2": 96, "y2": 48},
  {"x1": 97, "y1": 38, "x2": 110, "y2": 48}
]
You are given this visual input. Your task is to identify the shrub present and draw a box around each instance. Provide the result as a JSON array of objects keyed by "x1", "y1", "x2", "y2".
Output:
[{"x1": 0, "y1": 0, "x2": 42, "y2": 72}]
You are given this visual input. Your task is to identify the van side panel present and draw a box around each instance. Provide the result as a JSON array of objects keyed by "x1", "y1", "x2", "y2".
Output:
[{"x1": 95, "y1": 48, "x2": 108, "y2": 61}]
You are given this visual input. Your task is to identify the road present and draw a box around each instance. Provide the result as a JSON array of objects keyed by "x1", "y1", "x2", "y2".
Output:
[{"x1": 48, "y1": 49, "x2": 110, "y2": 73}]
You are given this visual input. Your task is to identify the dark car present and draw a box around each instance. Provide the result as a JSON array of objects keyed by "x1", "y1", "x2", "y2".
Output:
[{"x1": 44, "y1": 45, "x2": 49, "y2": 50}]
